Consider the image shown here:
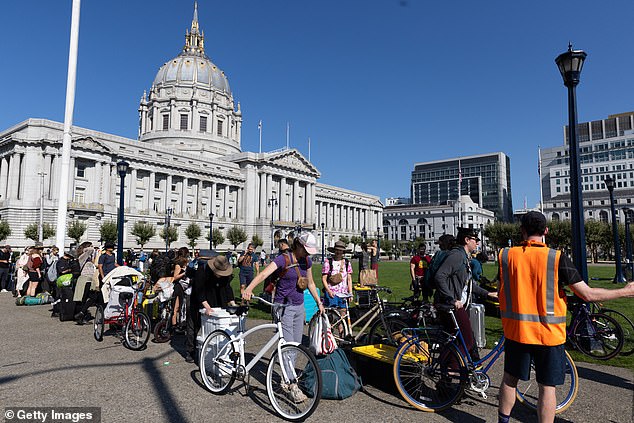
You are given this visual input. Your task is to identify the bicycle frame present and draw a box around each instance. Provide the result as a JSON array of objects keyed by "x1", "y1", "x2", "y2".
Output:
[
  {"x1": 212, "y1": 313, "x2": 298, "y2": 384},
  {"x1": 327, "y1": 290, "x2": 389, "y2": 342}
]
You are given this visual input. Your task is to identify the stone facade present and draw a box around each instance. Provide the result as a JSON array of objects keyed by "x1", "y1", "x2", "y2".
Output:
[{"x1": 0, "y1": 6, "x2": 382, "y2": 251}]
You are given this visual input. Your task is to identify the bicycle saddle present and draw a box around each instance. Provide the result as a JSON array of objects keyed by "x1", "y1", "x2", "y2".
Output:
[{"x1": 226, "y1": 305, "x2": 249, "y2": 316}]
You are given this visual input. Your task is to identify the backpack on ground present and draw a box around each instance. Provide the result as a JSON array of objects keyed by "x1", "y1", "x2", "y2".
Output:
[
  {"x1": 58, "y1": 286, "x2": 77, "y2": 321},
  {"x1": 300, "y1": 348, "x2": 362, "y2": 400},
  {"x1": 422, "y1": 250, "x2": 449, "y2": 296}
]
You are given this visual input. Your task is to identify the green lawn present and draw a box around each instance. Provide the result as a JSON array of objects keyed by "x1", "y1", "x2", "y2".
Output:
[{"x1": 230, "y1": 259, "x2": 634, "y2": 371}]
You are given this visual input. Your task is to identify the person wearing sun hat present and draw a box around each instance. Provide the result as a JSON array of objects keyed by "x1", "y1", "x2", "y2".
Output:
[
  {"x1": 184, "y1": 251, "x2": 236, "y2": 363},
  {"x1": 322, "y1": 240, "x2": 353, "y2": 314}
]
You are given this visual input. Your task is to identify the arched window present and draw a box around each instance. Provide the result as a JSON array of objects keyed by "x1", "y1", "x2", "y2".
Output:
[
  {"x1": 599, "y1": 210, "x2": 609, "y2": 223},
  {"x1": 551, "y1": 213, "x2": 560, "y2": 221}
]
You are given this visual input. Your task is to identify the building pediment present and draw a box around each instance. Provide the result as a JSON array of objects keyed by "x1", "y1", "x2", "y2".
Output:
[
  {"x1": 72, "y1": 136, "x2": 112, "y2": 154},
  {"x1": 267, "y1": 150, "x2": 320, "y2": 177}
]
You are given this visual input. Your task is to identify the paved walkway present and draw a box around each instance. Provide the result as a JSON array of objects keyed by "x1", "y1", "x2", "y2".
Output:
[{"x1": 0, "y1": 294, "x2": 632, "y2": 422}]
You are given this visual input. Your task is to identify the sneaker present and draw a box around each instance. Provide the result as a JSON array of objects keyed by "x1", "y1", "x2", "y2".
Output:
[
  {"x1": 1, "y1": 289, "x2": 8, "y2": 293},
  {"x1": 185, "y1": 354, "x2": 196, "y2": 364},
  {"x1": 288, "y1": 383, "x2": 307, "y2": 403},
  {"x1": 74, "y1": 311, "x2": 85, "y2": 322}
]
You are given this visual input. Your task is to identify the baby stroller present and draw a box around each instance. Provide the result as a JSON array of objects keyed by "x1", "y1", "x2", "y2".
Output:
[{"x1": 95, "y1": 266, "x2": 151, "y2": 350}]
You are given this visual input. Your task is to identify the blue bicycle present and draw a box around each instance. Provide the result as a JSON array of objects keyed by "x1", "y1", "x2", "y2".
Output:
[{"x1": 392, "y1": 304, "x2": 578, "y2": 413}]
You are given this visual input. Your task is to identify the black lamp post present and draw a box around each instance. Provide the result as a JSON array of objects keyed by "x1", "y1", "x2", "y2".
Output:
[
  {"x1": 208, "y1": 212, "x2": 214, "y2": 250},
  {"x1": 321, "y1": 222, "x2": 325, "y2": 264},
  {"x1": 605, "y1": 176, "x2": 626, "y2": 283},
  {"x1": 556, "y1": 44, "x2": 588, "y2": 283},
  {"x1": 268, "y1": 196, "x2": 278, "y2": 252},
  {"x1": 164, "y1": 207, "x2": 173, "y2": 253},
  {"x1": 361, "y1": 226, "x2": 367, "y2": 242},
  {"x1": 376, "y1": 227, "x2": 381, "y2": 262},
  {"x1": 480, "y1": 223, "x2": 487, "y2": 255},
  {"x1": 623, "y1": 207, "x2": 633, "y2": 280},
  {"x1": 116, "y1": 160, "x2": 129, "y2": 266}
]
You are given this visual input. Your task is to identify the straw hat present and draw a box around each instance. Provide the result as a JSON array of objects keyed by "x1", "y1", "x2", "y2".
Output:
[
  {"x1": 207, "y1": 255, "x2": 233, "y2": 277},
  {"x1": 327, "y1": 240, "x2": 350, "y2": 254}
]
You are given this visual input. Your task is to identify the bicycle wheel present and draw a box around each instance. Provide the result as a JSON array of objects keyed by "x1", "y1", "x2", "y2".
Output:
[
  {"x1": 600, "y1": 308, "x2": 634, "y2": 356},
  {"x1": 200, "y1": 330, "x2": 236, "y2": 394},
  {"x1": 393, "y1": 334, "x2": 467, "y2": 412},
  {"x1": 266, "y1": 343, "x2": 321, "y2": 422},
  {"x1": 93, "y1": 305, "x2": 104, "y2": 342},
  {"x1": 153, "y1": 319, "x2": 172, "y2": 343},
  {"x1": 571, "y1": 312, "x2": 623, "y2": 360},
  {"x1": 124, "y1": 312, "x2": 151, "y2": 350},
  {"x1": 516, "y1": 350, "x2": 578, "y2": 414},
  {"x1": 367, "y1": 317, "x2": 408, "y2": 346}
]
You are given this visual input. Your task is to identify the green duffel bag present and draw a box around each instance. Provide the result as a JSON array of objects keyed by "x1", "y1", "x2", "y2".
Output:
[
  {"x1": 56, "y1": 273, "x2": 73, "y2": 288},
  {"x1": 24, "y1": 296, "x2": 44, "y2": 305},
  {"x1": 15, "y1": 296, "x2": 27, "y2": 306}
]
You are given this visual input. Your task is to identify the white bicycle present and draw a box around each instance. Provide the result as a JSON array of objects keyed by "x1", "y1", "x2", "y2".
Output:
[{"x1": 199, "y1": 297, "x2": 322, "y2": 422}]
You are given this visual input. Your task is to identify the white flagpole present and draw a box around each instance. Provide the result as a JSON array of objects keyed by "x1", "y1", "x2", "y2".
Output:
[
  {"x1": 538, "y1": 146, "x2": 544, "y2": 213},
  {"x1": 308, "y1": 137, "x2": 311, "y2": 161},
  {"x1": 258, "y1": 120, "x2": 262, "y2": 153},
  {"x1": 286, "y1": 122, "x2": 290, "y2": 149},
  {"x1": 457, "y1": 159, "x2": 462, "y2": 228},
  {"x1": 56, "y1": 0, "x2": 81, "y2": 252}
]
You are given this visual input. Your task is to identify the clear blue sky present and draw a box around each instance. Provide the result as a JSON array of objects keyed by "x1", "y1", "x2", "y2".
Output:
[{"x1": 2, "y1": 1, "x2": 633, "y2": 210}]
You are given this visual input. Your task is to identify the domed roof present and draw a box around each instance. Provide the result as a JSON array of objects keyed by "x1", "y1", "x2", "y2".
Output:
[
  {"x1": 151, "y1": 2, "x2": 230, "y2": 94},
  {"x1": 152, "y1": 54, "x2": 231, "y2": 94}
]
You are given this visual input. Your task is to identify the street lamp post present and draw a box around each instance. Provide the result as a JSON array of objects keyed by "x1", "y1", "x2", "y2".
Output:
[
  {"x1": 376, "y1": 227, "x2": 381, "y2": 262},
  {"x1": 556, "y1": 44, "x2": 588, "y2": 283},
  {"x1": 605, "y1": 176, "x2": 626, "y2": 283},
  {"x1": 116, "y1": 160, "x2": 129, "y2": 266},
  {"x1": 208, "y1": 212, "x2": 214, "y2": 250},
  {"x1": 480, "y1": 223, "x2": 486, "y2": 255},
  {"x1": 361, "y1": 226, "x2": 367, "y2": 242},
  {"x1": 321, "y1": 222, "x2": 325, "y2": 264},
  {"x1": 268, "y1": 196, "x2": 278, "y2": 252},
  {"x1": 165, "y1": 207, "x2": 173, "y2": 253},
  {"x1": 623, "y1": 207, "x2": 633, "y2": 280}
]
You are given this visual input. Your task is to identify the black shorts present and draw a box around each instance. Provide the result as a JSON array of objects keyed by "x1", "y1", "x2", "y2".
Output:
[{"x1": 504, "y1": 339, "x2": 565, "y2": 386}]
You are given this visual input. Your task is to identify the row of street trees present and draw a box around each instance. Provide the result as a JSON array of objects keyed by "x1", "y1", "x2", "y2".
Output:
[
  {"x1": 484, "y1": 220, "x2": 632, "y2": 263},
  {"x1": 0, "y1": 219, "x2": 266, "y2": 251}
]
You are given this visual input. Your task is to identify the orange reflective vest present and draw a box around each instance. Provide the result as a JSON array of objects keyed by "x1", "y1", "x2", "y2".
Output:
[{"x1": 498, "y1": 241, "x2": 567, "y2": 346}]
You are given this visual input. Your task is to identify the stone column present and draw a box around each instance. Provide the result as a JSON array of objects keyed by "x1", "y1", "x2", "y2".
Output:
[
  {"x1": 6, "y1": 154, "x2": 16, "y2": 200},
  {"x1": 224, "y1": 185, "x2": 230, "y2": 218},
  {"x1": 206, "y1": 183, "x2": 212, "y2": 215},
  {"x1": 43, "y1": 154, "x2": 52, "y2": 201},
  {"x1": 197, "y1": 180, "x2": 203, "y2": 216},
  {"x1": 279, "y1": 177, "x2": 287, "y2": 221},
  {"x1": 259, "y1": 173, "x2": 267, "y2": 219},
  {"x1": 0, "y1": 156, "x2": 9, "y2": 200},
  {"x1": 237, "y1": 187, "x2": 243, "y2": 219},
  {"x1": 102, "y1": 163, "x2": 111, "y2": 204},
  {"x1": 181, "y1": 177, "x2": 188, "y2": 214},
  {"x1": 148, "y1": 171, "x2": 156, "y2": 211},
  {"x1": 127, "y1": 167, "x2": 137, "y2": 209},
  {"x1": 165, "y1": 174, "x2": 172, "y2": 210},
  {"x1": 93, "y1": 161, "x2": 102, "y2": 203},
  {"x1": 292, "y1": 180, "x2": 300, "y2": 222},
  {"x1": 211, "y1": 182, "x2": 217, "y2": 215}
]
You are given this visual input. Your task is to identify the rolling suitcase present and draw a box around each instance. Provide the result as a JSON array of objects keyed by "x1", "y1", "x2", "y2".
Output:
[
  {"x1": 468, "y1": 303, "x2": 486, "y2": 348},
  {"x1": 59, "y1": 286, "x2": 77, "y2": 322}
]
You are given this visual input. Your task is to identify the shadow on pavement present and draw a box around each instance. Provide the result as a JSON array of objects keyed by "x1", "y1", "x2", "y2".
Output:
[
  {"x1": 576, "y1": 365, "x2": 633, "y2": 390},
  {"x1": 142, "y1": 357, "x2": 189, "y2": 423}
]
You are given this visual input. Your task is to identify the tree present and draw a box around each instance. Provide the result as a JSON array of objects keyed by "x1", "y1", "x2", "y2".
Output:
[
  {"x1": 159, "y1": 227, "x2": 179, "y2": 248},
  {"x1": 100, "y1": 220, "x2": 118, "y2": 244},
  {"x1": 380, "y1": 239, "x2": 393, "y2": 255},
  {"x1": 251, "y1": 234, "x2": 263, "y2": 249},
  {"x1": 208, "y1": 228, "x2": 225, "y2": 248},
  {"x1": 585, "y1": 220, "x2": 610, "y2": 263},
  {"x1": 227, "y1": 226, "x2": 247, "y2": 250},
  {"x1": 483, "y1": 222, "x2": 521, "y2": 250},
  {"x1": 0, "y1": 220, "x2": 11, "y2": 242},
  {"x1": 131, "y1": 221, "x2": 156, "y2": 249},
  {"x1": 546, "y1": 220, "x2": 572, "y2": 252},
  {"x1": 350, "y1": 235, "x2": 362, "y2": 253},
  {"x1": 338, "y1": 235, "x2": 350, "y2": 248},
  {"x1": 67, "y1": 220, "x2": 87, "y2": 245},
  {"x1": 184, "y1": 223, "x2": 202, "y2": 249},
  {"x1": 24, "y1": 223, "x2": 55, "y2": 242}
]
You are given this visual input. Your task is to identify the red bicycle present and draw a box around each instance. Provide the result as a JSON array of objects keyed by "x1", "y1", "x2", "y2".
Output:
[{"x1": 94, "y1": 274, "x2": 151, "y2": 350}]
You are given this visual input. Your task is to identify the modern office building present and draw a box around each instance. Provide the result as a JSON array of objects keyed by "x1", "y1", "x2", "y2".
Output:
[
  {"x1": 540, "y1": 111, "x2": 634, "y2": 223},
  {"x1": 383, "y1": 195, "x2": 495, "y2": 254},
  {"x1": 0, "y1": 4, "x2": 383, "y2": 250},
  {"x1": 410, "y1": 152, "x2": 513, "y2": 222}
]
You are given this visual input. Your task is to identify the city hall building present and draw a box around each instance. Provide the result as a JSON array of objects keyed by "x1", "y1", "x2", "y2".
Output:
[
  {"x1": 540, "y1": 111, "x2": 634, "y2": 224},
  {"x1": 0, "y1": 6, "x2": 382, "y2": 251}
]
